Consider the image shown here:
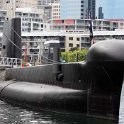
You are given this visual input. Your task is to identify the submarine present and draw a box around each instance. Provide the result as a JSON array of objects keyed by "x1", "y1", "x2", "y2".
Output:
[{"x1": 0, "y1": 18, "x2": 124, "y2": 124}]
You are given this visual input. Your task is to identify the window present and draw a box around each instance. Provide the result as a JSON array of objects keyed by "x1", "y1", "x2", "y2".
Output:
[
  {"x1": 69, "y1": 37, "x2": 73, "y2": 40},
  {"x1": 69, "y1": 43, "x2": 73, "y2": 47},
  {"x1": 3, "y1": 45, "x2": 6, "y2": 49},
  {"x1": 77, "y1": 38, "x2": 80, "y2": 41},
  {"x1": 77, "y1": 44, "x2": 80, "y2": 47}
]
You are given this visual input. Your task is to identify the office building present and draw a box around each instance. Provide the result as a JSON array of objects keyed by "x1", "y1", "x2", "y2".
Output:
[
  {"x1": 98, "y1": 7, "x2": 104, "y2": 19},
  {"x1": 98, "y1": 0, "x2": 124, "y2": 19},
  {"x1": 88, "y1": 0, "x2": 96, "y2": 19},
  {"x1": 60, "y1": 0, "x2": 88, "y2": 19}
]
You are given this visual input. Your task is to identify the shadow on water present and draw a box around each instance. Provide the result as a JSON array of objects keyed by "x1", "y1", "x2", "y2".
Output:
[{"x1": 0, "y1": 100, "x2": 114, "y2": 124}]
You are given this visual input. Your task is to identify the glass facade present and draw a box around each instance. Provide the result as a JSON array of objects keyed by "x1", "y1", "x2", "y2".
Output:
[
  {"x1": 98, "y1": 0, "x2": 124, "y2": 19},
  {"x1": 88, "y1": 0, "x2": 96, "y2": 19},
  {"x1": 60, "y1": 0, "x2": 88, "y2": 19}
]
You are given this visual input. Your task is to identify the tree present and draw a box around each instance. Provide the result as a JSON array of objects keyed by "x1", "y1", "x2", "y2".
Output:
[{"x1": 61, "y1": 48, "x2": 88, "y2": 62}]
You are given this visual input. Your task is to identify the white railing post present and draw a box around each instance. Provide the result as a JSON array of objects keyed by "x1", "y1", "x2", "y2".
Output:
[{"x1": 0, "y1": 57, "x2": 22, "y2": 68}]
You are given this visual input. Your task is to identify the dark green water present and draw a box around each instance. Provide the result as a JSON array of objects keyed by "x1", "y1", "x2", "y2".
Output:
[{"x1": 0, "y1": 100, "x2": 115, "y2": 124}]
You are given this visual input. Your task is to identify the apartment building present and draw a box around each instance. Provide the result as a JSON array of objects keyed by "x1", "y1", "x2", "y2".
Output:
[
  {"x1": 51, "y1": 3, "x2": 60, "y2": 19},
  {"x1": 0, "y1": 0, "x2": 6, "y2": 9},
  {"x1": 16, "y1": 8, "x2": 45, "y2": 32},
  {"x1": 37, "y1": 0, "x2": 60, "y2": 7},
  {"x1": 50, "y1": 19, "x2": 124, "y2": 32},
  {"x1": 15, "y1": 0, "x2": 37, "y2": 8},
  {"x1": 0, "y1": 8, "x2": 49, "y2": 33},
  {"x1": 0, "y1": 0, "x2": 37, "y2": 9}
]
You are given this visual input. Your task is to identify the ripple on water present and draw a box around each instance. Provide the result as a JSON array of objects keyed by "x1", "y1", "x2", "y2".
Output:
[{"x1": 0, "y1": 100, "x2": 116, "y2": 124}]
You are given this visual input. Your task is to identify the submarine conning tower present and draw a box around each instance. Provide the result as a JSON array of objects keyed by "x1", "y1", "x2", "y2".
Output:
[
  {"x1": 86, "y1": 39, "x2": 124, "y2": 93},
  {"x1": 86, "y1": 39, "x2": 124, "y2": 62}
]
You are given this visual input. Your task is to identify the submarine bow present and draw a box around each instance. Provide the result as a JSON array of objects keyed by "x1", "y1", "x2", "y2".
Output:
[{"x1": 0, "y1": 39, "x2": 124, "y2": 123}]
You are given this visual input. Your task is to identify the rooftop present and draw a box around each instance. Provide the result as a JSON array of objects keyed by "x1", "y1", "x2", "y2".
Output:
[{"x1": 0, "y1": 30, "x2": 124, "y2": 37}]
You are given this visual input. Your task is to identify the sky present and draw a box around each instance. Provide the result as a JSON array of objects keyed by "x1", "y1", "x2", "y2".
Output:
[{"x1": 97, "y1": 0, "x2": 124, "y2": 19}]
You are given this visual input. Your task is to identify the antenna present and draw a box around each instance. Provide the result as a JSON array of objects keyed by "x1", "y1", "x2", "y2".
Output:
[{"x1": 88, "y1": 11, "x2": 94, "y2": 45}]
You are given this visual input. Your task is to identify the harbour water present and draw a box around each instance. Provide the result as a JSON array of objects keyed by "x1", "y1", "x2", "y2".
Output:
[{"x1": 0, "y1": 100, "x2": 115, "y2": 124}]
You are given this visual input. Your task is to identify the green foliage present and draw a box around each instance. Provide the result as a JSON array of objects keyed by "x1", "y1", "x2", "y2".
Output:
[{"x1": 61, "y1": 48, "x2": 88, "y2": 62}]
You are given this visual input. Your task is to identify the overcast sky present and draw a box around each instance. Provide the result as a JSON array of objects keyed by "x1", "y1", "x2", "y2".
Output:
[{"x1": 97, "y1": 0, "x2": 124, "y2": 19}]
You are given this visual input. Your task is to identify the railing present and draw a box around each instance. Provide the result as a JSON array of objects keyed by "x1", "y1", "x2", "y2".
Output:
[{"x1": 0, "y1": 57, "x2": 22, "y2": 68}]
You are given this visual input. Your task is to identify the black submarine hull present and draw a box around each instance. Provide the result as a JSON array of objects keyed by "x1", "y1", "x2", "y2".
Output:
[
  {"x1": 0, "y1": 39, "x2": 124, "y2": 123},
  {"x1": 0, "y1": 81, "x2": 87, "y2": 113}
]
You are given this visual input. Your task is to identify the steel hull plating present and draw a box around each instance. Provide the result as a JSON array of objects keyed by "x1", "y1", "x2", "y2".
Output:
[{"x1": 0, "y1": 39, "x2": 124, "y2": 123}]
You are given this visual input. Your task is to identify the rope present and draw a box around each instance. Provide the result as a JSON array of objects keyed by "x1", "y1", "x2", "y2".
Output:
[
  {"x1": 4, "y1": 21, "x2": 60, "y2": 63},
  {"x1": 3, "y1": 32, "x2": 23, "y2": 52}
]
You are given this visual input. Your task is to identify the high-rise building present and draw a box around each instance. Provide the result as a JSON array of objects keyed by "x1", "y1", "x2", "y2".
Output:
[
  {"x1": 15, "y1": 0, "x2": 37, "y2": 8},
  {"x1": 37, "y1": 0, "x2": 60, "y2": 8},
  {"x1": 98, "y1": 7, "x2": 104, "y2": 19},
  {"x1": 37, "y1": 0, "x2": 60, "y2": 21},
  {"x1": 88, "y1": 0, "x2": 96, "y2": 19},
  {"x1": 60, "y1": 0, "x2": 88, "y2": 19},
  {"x1": 0, "y1": 0, "x2": 37, "y2": 9},
  {"x1": 0, "y1": 0, "x2": 7, "y2": 9},
  {"x1": 98, "y1": 0, "x2": 124, "y2": 19},
  {"x1": 52, "y1": 3, "x2": 60, "y2": 19},
  {"x1": 43, "y1": 5, "x2": 52, "y2": 21}
]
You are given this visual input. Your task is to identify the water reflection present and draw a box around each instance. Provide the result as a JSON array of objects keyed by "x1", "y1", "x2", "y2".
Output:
[{"x1": 0, "y1": 100, "x2": 114, "y2": 124}]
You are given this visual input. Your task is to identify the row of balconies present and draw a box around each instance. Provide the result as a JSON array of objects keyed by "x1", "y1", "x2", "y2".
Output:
[
  {"x1": 16, "y1": 13, "x2": 40, "y2": 18},
  {"x1": 51, "y1": 23, "x2": 118, "y2": 28}
]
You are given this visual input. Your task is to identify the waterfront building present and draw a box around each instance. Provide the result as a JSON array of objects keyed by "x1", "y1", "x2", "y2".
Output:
[
  {"x1": 60, "y1": 0, "x2": 88, "y2": 19},
  {"x1": 88, "y1": 0, "x2": 96, "y2": 19},
  {"x1": 53, "y1": 30, "x2": 124, "y2": 51},
  {"x1": 49, "y1": 19, "x2": 124, "y2": 32},
  {"x1": 15, "y1": 8, "x2": 46, "y2": 32},
  {"x1": 1, "y1": 30, "x2": 124, "y2": 61},
  {"x1": 20, "y1": 31, "x2": 65, "y2": 64},
  {"x1": 98, "y1": 7, "x2": 104, "y2": 19},
  {"x1": 0, "y1": 8, "x2": 48, "y2": 33}
]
